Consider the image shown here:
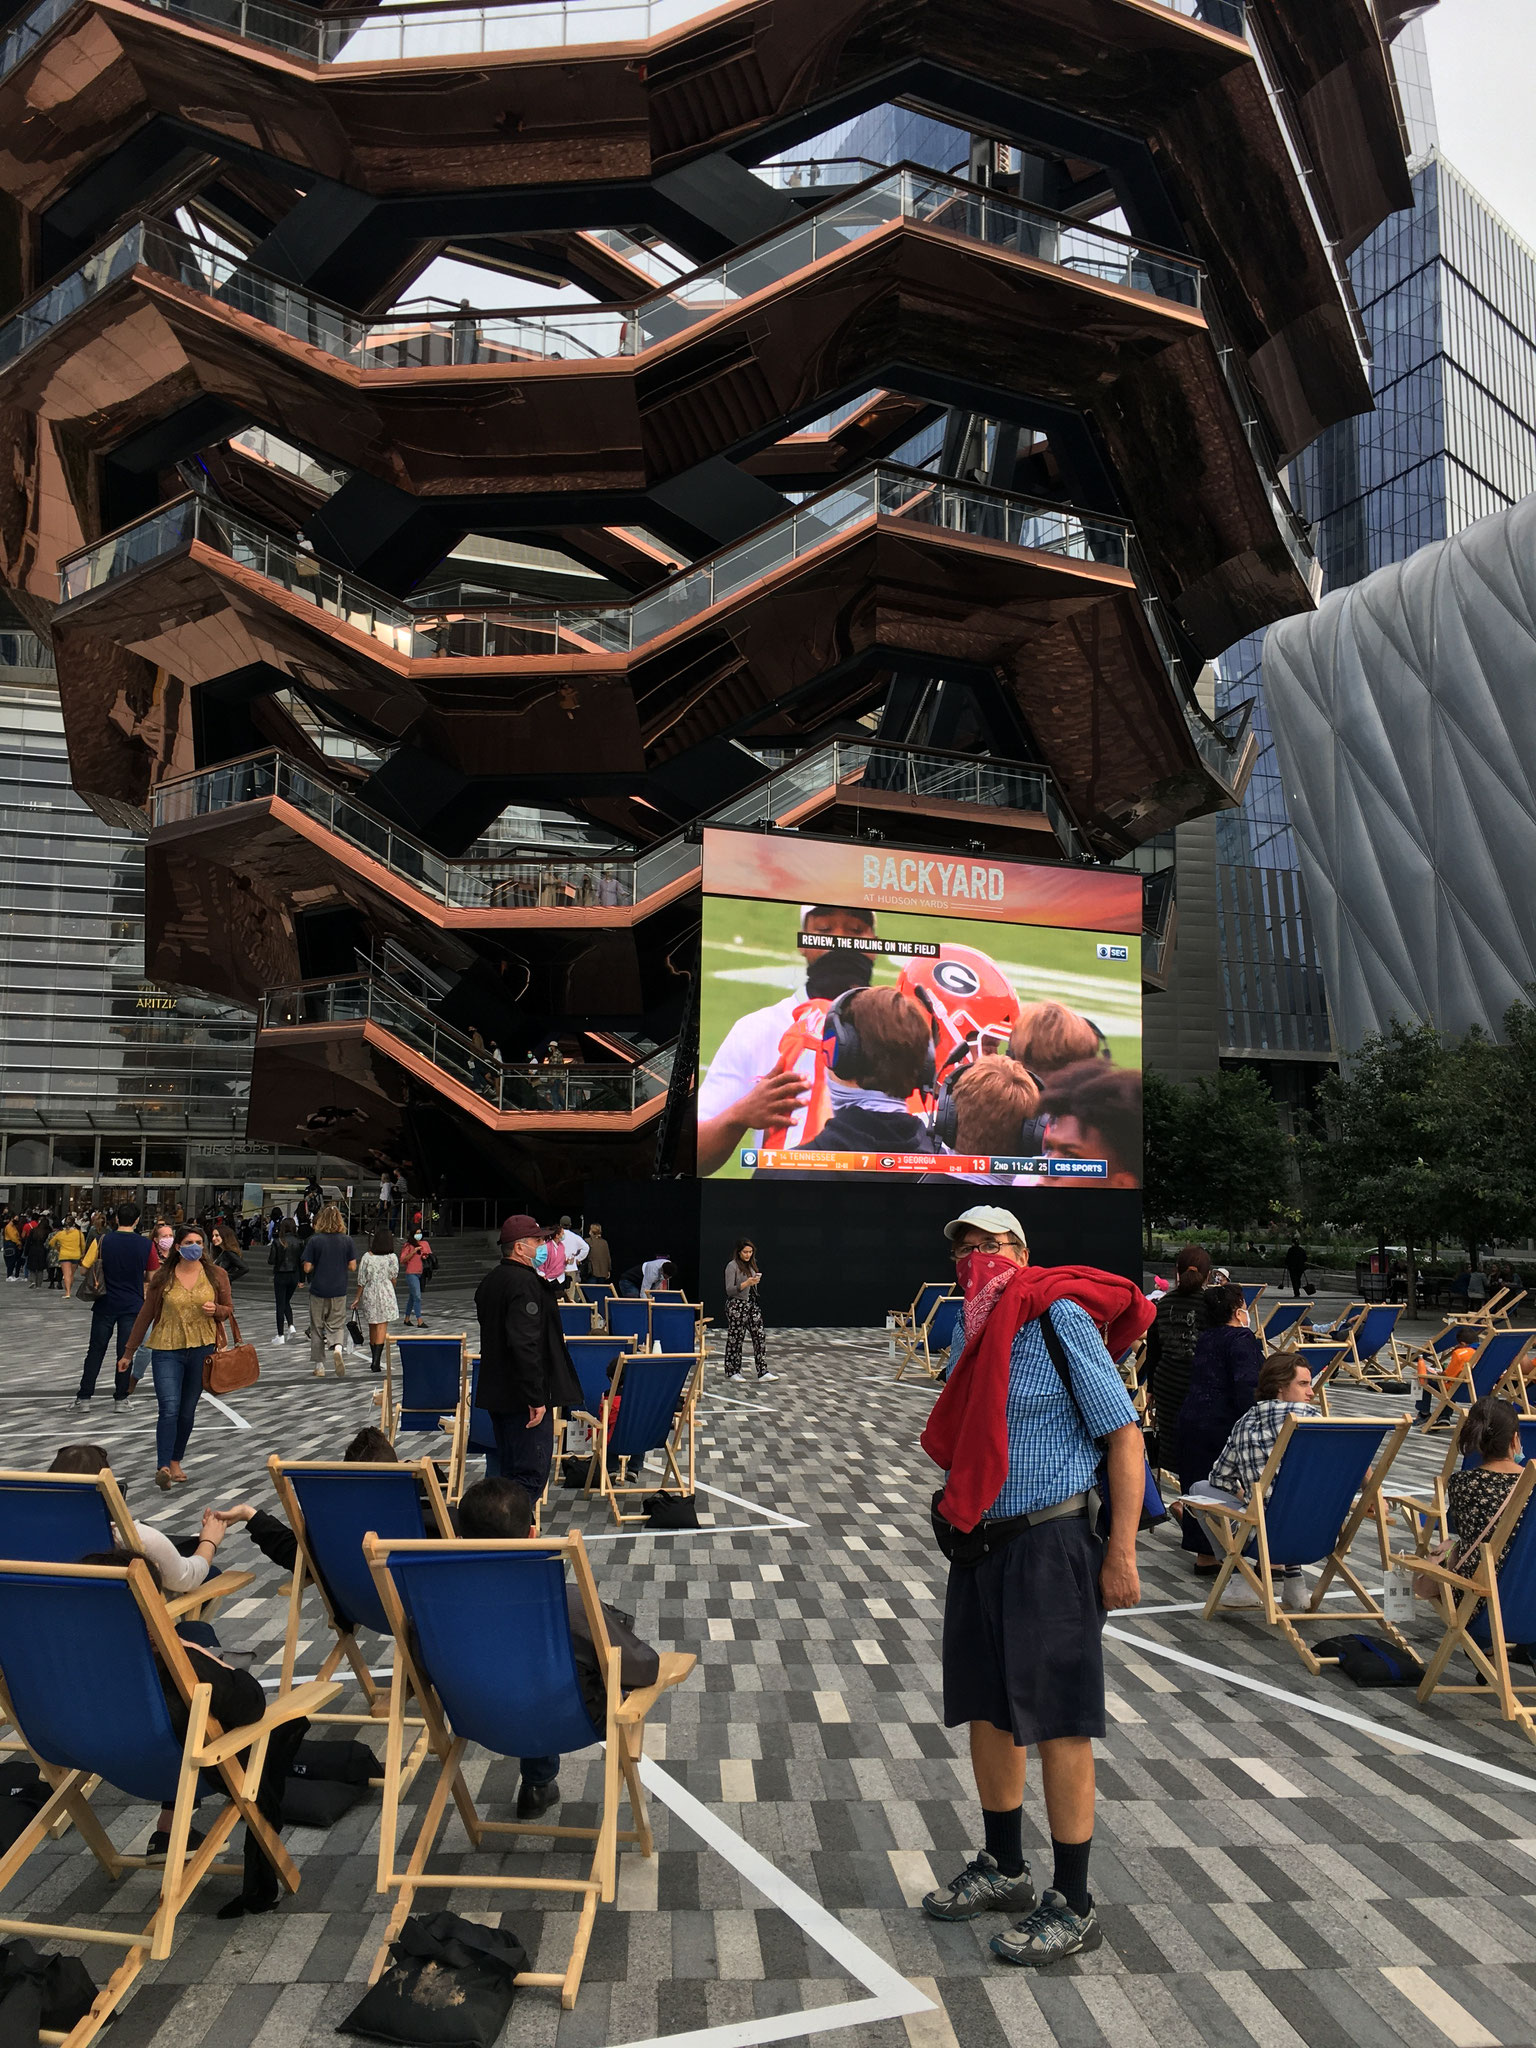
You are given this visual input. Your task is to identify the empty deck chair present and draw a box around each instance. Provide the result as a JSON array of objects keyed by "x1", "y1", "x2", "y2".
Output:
[
  {"x1": 890, "y1": 1282, "x2": 952, "y2": 1369},
  {"x1": 596, "y1": 1351, "x2": 703, "y2": 1524},
  {"x1": 1260, "y1": 1301, "x2": 1310, "y2": 1349},
  {"x1": 559, "y1": 1302, "x2": 598, "y2": 1339},
  {"x1": 565, "y1": 1336, "x2": 634, "y2": 1420},
  {"x1": 896, "y1": 1294, "x2": 963, "y2": 1381},
  {"x1": 1180, "y1": 1415, "x2": 1412, "y2": 1673},
  {"x1": 1295, "y1": 1342, "x2": 1351, "y2": 1416},
  {"x1": 0, "y1": 1555, "x2": 338, "y2": 2046},
  {"x1": 0, "y1": 1467, "x2": 251, "y2": 1620},
  {"x1": 582, "y1": 1281, "x2": 616, "y2": 1315},
  {"x1": 381, "y1": 1333, "x2": 470, "y2": 1482},
  {"x1": 607, "y1": 1299, "x2": 651, "y2": 1349},
  {"x1": 1400, "y1": 1461, "x2": 1536, "y2": 1743},
  {"x1": 1343, "y1": 1303, "x2": 1406, "y2": 1387},
  {"x1": 650, "y1": 1301, "x2": 703, "y2": 1357},
  {"x1": 364, "y1": 1533, "x2": 695, "y2": 2008},
  {"x1": 267, "y1": 1456, "x2": 452, "y2": 1770},
  {"x1": 1240, "y1": 1283, "x2": 1267, "y2": 1310},
  {"x1": 1420, "y1": 1328, "x2": 1536, "y2": 1431}
]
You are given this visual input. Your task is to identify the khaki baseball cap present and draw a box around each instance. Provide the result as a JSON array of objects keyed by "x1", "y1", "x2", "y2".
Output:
[{"x1": 944, "y1": 1205, "x2": 1027, "y2": 1244}]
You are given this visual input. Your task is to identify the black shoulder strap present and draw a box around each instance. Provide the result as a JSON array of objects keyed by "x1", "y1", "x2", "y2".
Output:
[{"x1": 1039, "y1": 1303, "x2": 1104, "y2": 1449}]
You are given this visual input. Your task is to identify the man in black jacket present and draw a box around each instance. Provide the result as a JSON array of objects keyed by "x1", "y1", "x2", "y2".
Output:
[{"x1": 475, "y1": 1214, "x2": 583, "y2": 1501}]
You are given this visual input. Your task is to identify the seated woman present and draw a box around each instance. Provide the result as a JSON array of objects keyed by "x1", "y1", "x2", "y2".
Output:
[
  {"x1": 1174, "y1": 1284, "x2": 1265, "y2": 1573},
  {"x1": 77, "y1": 1551, "x2": 306, "y2": 1913},
  {"x1": 1445, "y1": 1397, "x2": 1527, "y2": 1583},
  {"x1": 51, "y1": 1443, "x2": 238, "y2": 1597}
]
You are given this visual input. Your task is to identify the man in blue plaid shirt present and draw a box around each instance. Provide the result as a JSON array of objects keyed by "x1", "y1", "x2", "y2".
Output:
[{"x1": 922, "y1": 1205, "x2": 1145, "y2": 1969}]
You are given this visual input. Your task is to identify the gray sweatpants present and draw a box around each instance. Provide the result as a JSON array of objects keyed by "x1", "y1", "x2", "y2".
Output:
[{"x1": 309, "y1": 1291, "x2": 349, "y2": 1365}]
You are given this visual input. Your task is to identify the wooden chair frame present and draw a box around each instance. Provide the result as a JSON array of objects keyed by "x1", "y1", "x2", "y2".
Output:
[
  {"x1": 1420, "y1": 1330, "x2": 1536, "y2": 1433},
  {"x1": 894, "y1": 1296, "x2": 961, "y2": 1382},
  {"x1": 381, "y1": 1334, "x2": 471, "y2": 1498},
  {"x1": 1377, "y1": 1431, "x2": 1464, "y2": 1561},
  {"x1": 364, "y1": 1532, "x2": 696, "y2": 2009},
  {"x1": 0, "y1": 1556, "x2": 339, "y2": 2048},
  {"x1": 1339, "y1": 1305, "x2": 1407, "y2": 1389},
  {"x1": 595, "y1": 1352, "x2": 704, "y2": 1525},
  {"x1": 1394, "y1": 1461, "x2": 1536, "y2": 1741},
  {"x1": 0, "y1": 1467, "x2": 253, "y2": 1623},
  {"x1": 1181, "y1": 1415, "x2": 1413, "y2": 1674},
  {"x1": 267, "y1": 1454, "x2": 452, "y2": 1784},
  {"x1": 891, "y1": 1287, "x2": 957, "y2": 1379}
]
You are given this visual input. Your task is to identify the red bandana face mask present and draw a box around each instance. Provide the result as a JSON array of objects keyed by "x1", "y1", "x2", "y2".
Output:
[{"x1": 955, "y1": 1250, "x2": 1015, "y2": 1298}]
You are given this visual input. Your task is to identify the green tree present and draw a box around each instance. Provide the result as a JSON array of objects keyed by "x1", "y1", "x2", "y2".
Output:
[
  {"x1": 1141, "y1": 1066, "x2": 1190, "y2": 1248},
  {"x1": 1182, "y1": 1067, "x2": 1291, "y2": 1256}
]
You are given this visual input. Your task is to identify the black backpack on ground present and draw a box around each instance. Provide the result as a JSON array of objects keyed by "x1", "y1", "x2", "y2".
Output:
[
  {"x1": 644, "y1": 1491, "x2": 700, "y2": 1530},
  {"x1": 1314, "y1": 1632, "x2": 1424, "y2": 1687},
  {"x1": 338, "y1": 1912, "x2": 529, "y2": 2046}
]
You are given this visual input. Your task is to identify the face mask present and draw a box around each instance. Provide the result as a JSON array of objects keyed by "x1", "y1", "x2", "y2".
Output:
[
  {"x1": 156, "y1": 1235, "x2": 173, "y2": 1252},
  {"x1": 178, "y1": 1243, "x2": 203, "y2": 1262},
  {"x1": 955, "y1": 1249, "x2": 1015, "y2": 1298},
  {"x1": 532, "y1": 1243, "x2": 550, "y2": 1271}
]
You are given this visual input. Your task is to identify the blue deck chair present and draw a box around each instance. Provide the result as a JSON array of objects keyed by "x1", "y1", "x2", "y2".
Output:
[
  {"x1": 0, "y1": 1466, "x2": 252, "y2": 1620},
  {"x1": 268, "y1": 1456, "x2": 452, "y2": 1767},
  {"x1": 560, "y1": 1302, "x2": 598, "y2": 1339},
  {"x1": 582, "y1": 1281, "x2": 616, "y2": 1314},
  {"x1": 607, "y1": 1299, "x2": 651, "y2": 1349},
  {"x1": 650, "y1": 1302, "x2": 702, "y2": 1357},
  {"x1": 565, "y1": 1336, "x2": 634, "y2": 1419},
  {"x1": 891, "y1": 1282, "x2": 953, "y2": 1374},
  {"x1": 1403, "y1": 1461, "x2": 1536, "y2": 1743},
  {"x1": 1421, "y1": 1328, "x2": 1536, "y2": 1431},
  {"x1": 1181, "y1": 1415, "x2": 1412, "y2": 1673},
  {"x1": 1344, "y1": 1302, "x2": 1406, "y2": 1386},
  {"x1": 1260, "y1": 1301, "x2": 1309, "y2": 1349},
  {"x1": 1240, "y1": 1283, "x2": 1266, "y2": 1310},
  {"x1": 0, "y1": 1555, "x2": 338, "y2": 2040},
  {"x1": 897, "y1": 1295, "x2": 963, "y2": 1381},
  {"x1": 597, "y1": 1351, "x2": 703, "y2": 1524},
  {"x1": 648, "y1": 1289, "x2": 686, "y2": 1304},
  {"x1": 363, "y1": 1533, "x2": 696, "y2": 2009},
  {"x1": 1294, "y1": 1341, "x2": 1350, "y2": 1416},
  {"x1": 383, "y1": 1333, "x2": 470, "y2": 1479}
]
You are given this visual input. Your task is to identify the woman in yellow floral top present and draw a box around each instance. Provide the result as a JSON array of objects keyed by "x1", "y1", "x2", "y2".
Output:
[{"x1": 119, "y1": 1223, "x2": 234, "y2": 1490}]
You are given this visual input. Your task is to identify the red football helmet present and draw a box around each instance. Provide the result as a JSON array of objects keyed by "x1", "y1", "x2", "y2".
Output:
[{"x1": 897, "y1": 946, "x2": 1021, "y2": 1087}]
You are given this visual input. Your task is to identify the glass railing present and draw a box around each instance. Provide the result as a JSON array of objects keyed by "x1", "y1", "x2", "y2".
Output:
[
  {"x1": 0, "y1": 169, "x2": 1202, "y2": 381},
  {"x1": 58, "y1": 465, "x2": 1134, "y2": 653},
  {"x1": 3, "y1": 0, "x2": 1247, "y2": 85},
  {"x1": 152, "y1": 751, "x2": 700, "y2": 909},
  {"x1": 260, "y1": 973, "x2": 676, "y2": 1115},
  {"x1": 0, "y1": 630, "x2": 54, "y2": 671},
  {"x1": 710, "y1": 739, "x2": 1089, "y2": 860}
]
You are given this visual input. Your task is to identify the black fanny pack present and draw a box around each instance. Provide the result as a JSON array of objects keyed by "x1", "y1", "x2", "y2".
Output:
[{"x1": 931, "y1": 1491, "x2": 1088, "y2": 1567}]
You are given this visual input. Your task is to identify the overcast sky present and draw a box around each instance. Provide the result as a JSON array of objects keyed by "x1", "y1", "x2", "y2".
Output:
[{"x1": 1421, "y1": 0, "x2": 1536, "y2": 248}]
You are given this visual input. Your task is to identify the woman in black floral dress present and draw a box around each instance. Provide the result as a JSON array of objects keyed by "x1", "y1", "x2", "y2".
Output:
[{"x1": 1446, "y1": 1398, "x2": 1526, "y2": 1580}]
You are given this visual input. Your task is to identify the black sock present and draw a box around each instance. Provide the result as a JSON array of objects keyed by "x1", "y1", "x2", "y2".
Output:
[
  {"x1": 1050, "y1": 1836, "x2": 1092, "y2": 1916},
  {"x1": 981, "y1": 1806, "x2": 1024, "y2": 1878}
]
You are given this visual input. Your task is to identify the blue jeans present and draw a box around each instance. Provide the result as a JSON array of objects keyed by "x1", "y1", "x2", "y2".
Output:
[
  {"x1": 78, "y1": 1301, "x2": 139, "y2": 1401},
  {"x1": 152, "y1": 1346, "x2": 209, "y2": 1469},
  {"x1": 403, "y1": 1272, "x2": 422, "y2": 1320}
]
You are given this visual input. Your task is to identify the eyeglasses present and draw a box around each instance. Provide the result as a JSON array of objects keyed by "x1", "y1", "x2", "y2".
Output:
[{"x1": 951, "y1": 1237, "x2": 1009, "y2": 1257}]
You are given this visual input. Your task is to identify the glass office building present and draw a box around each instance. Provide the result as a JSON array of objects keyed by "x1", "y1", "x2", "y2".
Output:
[
  {"x1": 1214, "y1": 23, "x2": 1536, "y2": 1085},
  {"x1": 0, "y1": 630, "x2": 341, "y2": 1216}
]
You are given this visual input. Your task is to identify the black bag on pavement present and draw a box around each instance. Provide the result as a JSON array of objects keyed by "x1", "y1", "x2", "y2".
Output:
[
  {"x1": 643, "y1": 1490, "x2": 700, "y2": 1530},
  {"x1": 338, "y1": 1911, "x2": 529, "y2": 2046},
  {"x1": 0, "y1": 1938, "x2": 96, "y2": 2043},
  {"x1": 292, "y1": 1738, "x2": 378, "y2": 1785},
  {"x1": 0, "y1": 1761, "x2": 48, "y2": 1852},
  {"x1": 1314, "y1": 1632, "x2": 1424, "y2": 1687}
]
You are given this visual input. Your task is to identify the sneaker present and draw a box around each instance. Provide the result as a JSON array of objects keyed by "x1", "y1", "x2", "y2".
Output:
[
  {"x1": 1280, "y1": 1573, "x2": 1312, "y2": 1613},
  {"x1": 756, "y1": 1369, "x2": 780, "y2": 1382},
  {"x1": 990, "y1": 1890, "x2": 1101, "y2": 1967},
  {"x1": 312, "y1": 1365, "x2": 326, "y2": 1379},
  {"x1": 70, "y1": 1397, "x2": 91, "y2": 1411},
  {"x1": 1215, "y1": 1577, "x2": 1264, "y2": 1609},
  {"x1": 334, "y1": 1347, "x2": 346, "y2": 1378},
  {"x1": 724, "y1": 1370, "x2": 744, "y2": 1381},
  {"x1": 921, "y1": 1851, "x2": 1037, "y2": 1923}
]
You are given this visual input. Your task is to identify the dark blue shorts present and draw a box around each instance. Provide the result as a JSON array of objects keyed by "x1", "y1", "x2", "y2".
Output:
[{"x1": 941, "y1": 1511, "x2": 1107, "y2": 1746}]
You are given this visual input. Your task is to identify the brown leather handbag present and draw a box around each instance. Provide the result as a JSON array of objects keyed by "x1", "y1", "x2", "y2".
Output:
[{"x1": 204, "y1": 1311, "x2": 260, "y2": 1394}]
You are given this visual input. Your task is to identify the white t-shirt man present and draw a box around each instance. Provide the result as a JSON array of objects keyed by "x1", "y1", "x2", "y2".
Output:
[
  {"x1": 559, "y1": 1225, "x2": 589, "y2": 1268},
  {"x1": 697, "y1": 991, "x2": 807, "y2": 1148},
  {"x1": 641, "y1": 1257, "x2": 671, "y2": 1294}
]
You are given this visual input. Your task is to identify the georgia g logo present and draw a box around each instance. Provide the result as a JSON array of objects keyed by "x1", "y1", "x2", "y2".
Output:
[{"x1": 932, "y1": 959, "x2": 982, "y2": 999}]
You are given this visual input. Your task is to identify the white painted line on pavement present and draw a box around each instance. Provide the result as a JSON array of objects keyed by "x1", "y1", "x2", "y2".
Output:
[
  {"x1": 1104, "y1": 1625, "x2": 1536, "y2": 1795},
  {"x1": 200, "y1": 1394, "x2": 251, "y2": 1430}
]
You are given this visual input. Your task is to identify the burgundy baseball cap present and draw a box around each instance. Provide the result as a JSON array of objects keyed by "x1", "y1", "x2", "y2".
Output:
[{"x1": 499, "y1": 1213, "x2": 549, "y2": 1245}]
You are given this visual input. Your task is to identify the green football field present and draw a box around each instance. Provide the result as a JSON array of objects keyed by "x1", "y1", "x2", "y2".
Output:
[{"x1": 700, "y1": 894, "x2": 1142, "y2": 1174}]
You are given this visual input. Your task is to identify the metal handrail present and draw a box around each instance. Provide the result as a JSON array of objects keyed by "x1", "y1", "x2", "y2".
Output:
[
  {"x1": 152, "y1": 751, "x2": 698, "y2": 909},
  {"x1": 260, "y1": 971, "x2": 677, "y2": 1114},
  {"x1": 0, "y1": 167, "x2": 1202, "y2": 379},
  {"x1": 3, "y1": 0, "x2": 1245, "y2": 83},
  {"x1": 57, "y1": 463, "x2": 1136, "y2": 643}
]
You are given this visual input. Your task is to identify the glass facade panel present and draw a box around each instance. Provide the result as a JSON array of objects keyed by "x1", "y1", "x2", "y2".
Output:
[{"x1": 1216, "y1": 103, "x2": 1536, "y2": 1064}]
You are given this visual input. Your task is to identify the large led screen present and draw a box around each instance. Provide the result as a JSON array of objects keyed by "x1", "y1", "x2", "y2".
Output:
[{"x1": 697, "y1": 828, "x2": 1143, "y2": 1185}]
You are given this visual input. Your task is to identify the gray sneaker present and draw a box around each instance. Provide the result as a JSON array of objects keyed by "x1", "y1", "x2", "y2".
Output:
[
  {"x1": 921, "y1": 1851, "x2": 1036, "y2": 1922},
  {"x1": 990, "y1": 1889, "x2": 1101, "y2": 1966}
]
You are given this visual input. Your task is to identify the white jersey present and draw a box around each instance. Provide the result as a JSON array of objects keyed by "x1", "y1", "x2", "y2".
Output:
[{"x1": 697, "y1": 989, "x2": 813, "y2": 1153}]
